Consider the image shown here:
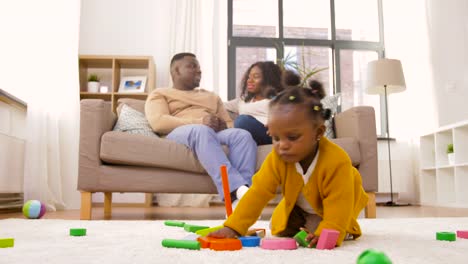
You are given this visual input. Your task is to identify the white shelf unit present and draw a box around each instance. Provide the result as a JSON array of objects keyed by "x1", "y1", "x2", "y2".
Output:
[{"x1": 420, "y1": 121, "x2": 468, "y2": 207}]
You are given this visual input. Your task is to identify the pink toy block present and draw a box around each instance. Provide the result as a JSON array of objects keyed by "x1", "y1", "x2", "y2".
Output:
[
  {"x1": 316, "y1": 229, "x2": 339, "y2": 250},
  {"x1": 457, "y1": 230, "x2": 468, "y2": 239},
  {"x1": 261, "y1": 238, "x2": 297, "y2": 250}
]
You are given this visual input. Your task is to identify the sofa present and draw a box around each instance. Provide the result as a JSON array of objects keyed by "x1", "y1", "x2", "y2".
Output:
[{"x1": 78, "y1": 98, "x2": 378, "y2": 220}]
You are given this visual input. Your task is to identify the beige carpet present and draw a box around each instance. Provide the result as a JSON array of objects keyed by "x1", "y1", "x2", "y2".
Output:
[{"x1": 1, "y1": 217, "x2": 468, "y2": 263}]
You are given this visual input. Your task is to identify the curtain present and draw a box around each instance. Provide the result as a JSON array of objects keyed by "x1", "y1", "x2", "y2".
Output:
[
  {"x1": 169, "y1": 0, "x2": 227, "y2": 96},
  {"x1": 158, "y1": 0, "x2": 226, "y2": 206},
  {"x1": 0, "y1": 0, "x2": 81, "y2": 210}
]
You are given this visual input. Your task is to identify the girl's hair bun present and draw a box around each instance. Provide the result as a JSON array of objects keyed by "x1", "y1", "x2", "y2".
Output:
[{"x1": 308, "y1": 80, "x2": 326, "y2": 99}]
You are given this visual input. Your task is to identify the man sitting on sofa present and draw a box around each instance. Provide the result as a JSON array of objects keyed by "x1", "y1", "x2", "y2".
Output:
[{"x1": 145, "y1": 52, "x2": 256, "y2": 208}]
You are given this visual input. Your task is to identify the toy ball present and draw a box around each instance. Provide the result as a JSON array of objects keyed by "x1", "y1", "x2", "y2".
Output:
[
  {"x1": 22, "y1": 200, "x2": 46, "y2": 219},
  {"x1": 357, "y1": 249, "x2": 392, "y2": 264}
]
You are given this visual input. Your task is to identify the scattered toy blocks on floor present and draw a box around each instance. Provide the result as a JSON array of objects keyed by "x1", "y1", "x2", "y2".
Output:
[
  {"x1": 457, "y1": 230, "x2": 468, "y2": 239},
  {"x1": 260, "y1": 238, "x2": 297, "y2": 250},
  {"x1": 162, "y1": 239, "x2": 201, "y2": 250},
  {"x1": 239, "y1": 236, "x2": 261, "y2": 247},
  {"x1": 316, "y1": 229, "x2": 339, "y2": 250},
  {"x1": 164, "y1": 220, "x2": 185, "y2": 227},
  {"x1": 0, "y1": 238, "x2": 14, "y2": 248},
  {"x1": 70, "y1": 228, "x2": 87, "y2": 236},
  {"x1": 436, "y1": 231, "x2": 456, "y2": 241},
  {"x1": 357, "y1": 249, "x2": 392, "y2": 264},
  {"x1": 184, "y1": 224, "x2": 210, "y2": 233}
]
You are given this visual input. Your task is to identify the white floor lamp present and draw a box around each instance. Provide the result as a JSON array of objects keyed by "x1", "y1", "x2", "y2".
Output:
[{"x1": 366, "y1": 58, "x2": 409, "y2": 206}]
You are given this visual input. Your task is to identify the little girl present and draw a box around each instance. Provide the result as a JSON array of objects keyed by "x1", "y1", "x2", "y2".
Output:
[{"x1": 209, "y1": 81, "x2": 369, "y2": 247}]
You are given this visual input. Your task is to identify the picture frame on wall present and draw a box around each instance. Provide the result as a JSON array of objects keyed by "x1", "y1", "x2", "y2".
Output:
[{"x1": 118, "y1": 76, "x2": 147, "y2": 93}]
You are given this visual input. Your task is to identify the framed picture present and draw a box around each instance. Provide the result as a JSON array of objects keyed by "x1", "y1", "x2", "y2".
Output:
[{"x1": 118, "y1": 76, "x2": 147, "y2": 93}]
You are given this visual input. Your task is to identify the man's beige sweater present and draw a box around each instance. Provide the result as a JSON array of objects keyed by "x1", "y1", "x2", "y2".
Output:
[{"x1": 145, "y1": 87, "x2": 233, "y2": 135}]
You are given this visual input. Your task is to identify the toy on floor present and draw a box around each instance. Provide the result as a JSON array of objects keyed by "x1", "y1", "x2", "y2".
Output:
[
  {"x1": 456, "y1": 230, "x2": 468, "y2": 239},
  {"x1": 184, "y1": 224, "x2": 210, "y2": 233},
  {"x1": 260, "y1": 238, "x2": 298, "y2": 250},
  {"x1": 436, "y1": 231, "x2": 456, "y2": 241},
  {"x1": 238, "y1": 236, "x2": 261, "y2": 247},
  {"x1": 164, "y1": 220, "x2": 185, "y2": 227},
  {"x1": 357, "y1": 249, "x2": 392, "y2": 264},
  {"x1": 220, "y1": 164, "x2": 232, "y2": 217},
  {"x1": 195, "y1": 225, "x2": 224, "y2": 236},
  {"x1": 162, "y1": 239, "x2": 201, "y2": 250},
  {"x1": 22, "y1": 200, "x2": 46, "y2": 219},
  {"x1": 293, "y1": 228, "x2": 339, "y2": 249},
  {"x1": 0, "y1": 238, "x2": 14, "y2": 248},
  {"x1": 316, "y1": 229, "x2": 340, "y2": 249},
  {"x1": 70, "y1": 228, "x2": 87, "y2": 236},
  {"x1": 197, "y1": 236, "x2": 242, "y2": 251}
]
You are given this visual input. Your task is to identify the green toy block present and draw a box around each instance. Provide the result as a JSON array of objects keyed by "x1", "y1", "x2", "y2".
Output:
[
  {"x1": 436, "y1": 231, "x2": 456, "y2": 241},
  {"x1": 195, "y1": 225, "x2": 224, "y2": 236},
  {"x1": 164, "y1": 220, "x2": 186, "y2": 227},
  {"x1": 0, "y1": 238, "x2": 14, "y2": 248},
  {"x1": 162, "y1": 239, "x2": 201, "y2": 250},
  {"x1": 294, "y1": 230, "x2": 309, "y2": 247},
  {"x1": 357, "y1": 249, "x2": 392, "y2": 264},
  {"x1": 70, "y1": 228, "x2": 87, "y2": 236},
  {"x1": 184, "y1": 224, "x2": 210, "y2": 233}
]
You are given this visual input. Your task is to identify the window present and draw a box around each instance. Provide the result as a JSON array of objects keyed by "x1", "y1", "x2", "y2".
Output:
[{"x1": 228, "y1": 0, "x2": 385, "y2": 134}]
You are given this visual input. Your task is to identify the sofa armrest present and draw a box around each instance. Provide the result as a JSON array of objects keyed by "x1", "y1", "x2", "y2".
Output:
[
  {"x1": 78, "y1": 100, "x2": 116, "y2": 189},
  {"x1": 334, "y1": 106, "x2": 378, "y2": 192}
]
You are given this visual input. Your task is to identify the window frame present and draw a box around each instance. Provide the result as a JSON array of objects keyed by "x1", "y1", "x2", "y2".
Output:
[{"x1": 227, "y1": 0, "x2": 387, "y2": 135}]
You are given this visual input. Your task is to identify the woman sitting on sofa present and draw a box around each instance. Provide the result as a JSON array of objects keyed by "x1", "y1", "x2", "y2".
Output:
[{"x1": 225, "y1": 61, "x2": 284, "y2": 145}]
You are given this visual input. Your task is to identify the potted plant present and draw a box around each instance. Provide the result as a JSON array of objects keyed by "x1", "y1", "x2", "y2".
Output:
[
  {"x1": 87, "y1": 74, "x2": 100, "y2": 93},
  {"x1": 447, "y1": 143, "x2": 454, "y2": 165}
]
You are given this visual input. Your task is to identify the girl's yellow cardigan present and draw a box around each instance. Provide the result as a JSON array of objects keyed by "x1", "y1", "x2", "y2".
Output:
[{"x1": 224, "y1": 137, "x2": 368, "y2": 246}]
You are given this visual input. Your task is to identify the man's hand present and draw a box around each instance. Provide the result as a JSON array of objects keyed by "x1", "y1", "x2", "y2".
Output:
[
  {"x1": 208, "y1": 227, "x2": 239, "y2": 238},
  {"x1": 202, "y1": 114, "x2": 227, "y2": 132}
]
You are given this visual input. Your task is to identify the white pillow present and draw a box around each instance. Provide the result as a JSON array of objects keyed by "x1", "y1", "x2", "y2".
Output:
[
  {"x1": 113, "y1": 104, "x2": 158, "y2": 137},
  {"x1": 321, "y1": 93, "x2": 341, "y2": 138}
]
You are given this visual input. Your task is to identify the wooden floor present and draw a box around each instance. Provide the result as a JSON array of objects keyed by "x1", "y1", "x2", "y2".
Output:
[{"x1": 2, "y1": 204, "x2": 468, "y2": 220}]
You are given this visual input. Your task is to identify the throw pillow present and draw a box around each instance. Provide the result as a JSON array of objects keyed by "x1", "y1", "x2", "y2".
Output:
[
  {"x1": 321, "y1": 93, "x2": 341, "y2": 138},
  {"x1": 113, "y1": 104, "x2": 159, "y2": 137}
]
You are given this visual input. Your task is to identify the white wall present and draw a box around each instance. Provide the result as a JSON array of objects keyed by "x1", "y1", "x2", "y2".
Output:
[
  {"x1": 426, "y1": 0, "x2": 468, "y2": 127},
  {"x1": 79, "y1": 0, "x2": 173, "y2": 87},
  {"x1": 79, "y1": 0, "x2": 228, "y2": 100}
]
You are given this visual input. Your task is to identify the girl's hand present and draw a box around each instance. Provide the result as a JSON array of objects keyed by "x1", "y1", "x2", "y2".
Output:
[
  {"x1": 208, "y1": 227, "x2": 239, "y2": 238},
  {"x1": 300, "y1": 227, "x2": 320, "y2": 248}
]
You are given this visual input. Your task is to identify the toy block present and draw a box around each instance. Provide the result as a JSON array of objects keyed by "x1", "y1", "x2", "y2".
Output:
[
  {"x1": 209, "y1": 238, "x2": 242, "y2": 251},
  {"x1": 357, "y1": 249, "x2": 392, "y2": 264},
  {"x1": 0, "y1": 238, "x2": 14, "y2": 248},
  {"x1": 316, "y1": 229, "x2": 339, "y2": 250},
  {"x1": 239, "y1": 236, "x2": 261, "y2": 247},
  {"x1": 162, "y1": 239, "x2": 200, "y2": 250},
  {"x1": 70, "y1": 228, "x2": 87, "y2": 236},
  {"x1": 195, "y1": 225, "x2": 224, "y2": 236},
  {"x1": 220, "y1": 165, "x2": 233, "y2": 217},
  {"x1": 436, "y1": 231, "x2": 456, "y2": 241},
  {"x1": 294, "y1": 230, "x2": 310, "y2": 247},
  {"x1": 164, "y1": 220, "x2": 185, "y2": 227},
  {"x1": 260, "y1": 238, "x2": 298, "y2": 250},
  {"x1": 184, "y1": 224, "x2": 210, "y2": 233},
  {"x1": 457, "y1": 230, "x2": 468, "y2": 239},
  {"x1": 197, "y1": 236, "x2": 216, "y2": 248}
]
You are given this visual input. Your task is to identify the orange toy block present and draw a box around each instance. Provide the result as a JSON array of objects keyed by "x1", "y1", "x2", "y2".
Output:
[{"x1": 197, "y1": 236, "x2": 242, "y2": 251}]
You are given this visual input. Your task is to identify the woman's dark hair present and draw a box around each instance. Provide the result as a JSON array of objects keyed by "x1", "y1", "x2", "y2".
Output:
[
  {"x1": 240, "y1": 61, "x2": 283, "y2": 102},
  {"x1": 270, "y1": 79, "x2": 332, "y2": 122}
]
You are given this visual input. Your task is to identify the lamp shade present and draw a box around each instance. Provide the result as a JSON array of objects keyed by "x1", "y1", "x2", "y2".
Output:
[{"x1": 366, "y1": 59, "x2": 406, "y2": 95}]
